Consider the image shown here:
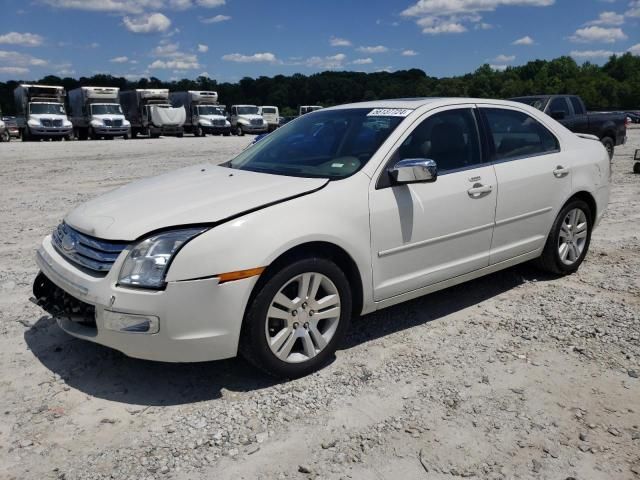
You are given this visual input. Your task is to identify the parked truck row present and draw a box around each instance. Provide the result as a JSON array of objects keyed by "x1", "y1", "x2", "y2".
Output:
[{"x1": 10, "y1": 83, "x2": 305, "y2": 142}]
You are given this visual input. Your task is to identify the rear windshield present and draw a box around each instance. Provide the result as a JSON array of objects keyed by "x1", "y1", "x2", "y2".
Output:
[{"x1": 228, "y1": 108, "x2": 406, "y2": 179}]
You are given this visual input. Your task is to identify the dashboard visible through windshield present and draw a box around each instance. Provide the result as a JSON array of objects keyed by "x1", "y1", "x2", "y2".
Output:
[{"x1": 227, "y1": 108, "x2": 407, "y2": 179}]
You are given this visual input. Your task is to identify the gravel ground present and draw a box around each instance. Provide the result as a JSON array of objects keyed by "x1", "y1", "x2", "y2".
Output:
[{"x1": 0, "y1": 130, "x2": 639, "y2": 480}]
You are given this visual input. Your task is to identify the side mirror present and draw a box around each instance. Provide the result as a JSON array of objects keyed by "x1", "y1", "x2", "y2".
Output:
[
  {"x1": 389, "y1": 158, "x2": 437, "y2": 185},
  {"x1": 550, "y1": 110, "x2": 566, "y2": 120}
]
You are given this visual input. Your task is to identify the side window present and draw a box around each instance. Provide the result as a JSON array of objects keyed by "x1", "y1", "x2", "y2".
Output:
[
  {"x1": 569, "y1": 97, "x2": 585, "y2": 115},
  {"x1": 549, "y1": 97, "x2": 570, "y2": 117},
  {"x1": 396, "y1": 108, "x2": 481, "y2": 173},
  {"x1": 482, "y1": 108, "x2": 559, "y2": 161}
]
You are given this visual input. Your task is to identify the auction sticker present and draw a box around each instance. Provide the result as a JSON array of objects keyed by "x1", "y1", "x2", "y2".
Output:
[{"x1": 367, "y1": 108, "x2": 413, "y2": 117}]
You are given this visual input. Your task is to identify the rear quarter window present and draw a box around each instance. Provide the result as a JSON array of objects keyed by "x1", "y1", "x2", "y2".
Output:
[{"x1": 482, "y1": 108, "x2": 559, "y2": 161}]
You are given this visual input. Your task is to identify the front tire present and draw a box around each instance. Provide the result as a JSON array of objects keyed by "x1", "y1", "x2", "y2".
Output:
[
  {"x1": 240, "y1": 257, "x2": 352, "y2": 378},
  {"x1": 633, "y1": 162, "x2": 640, "y2": 174},
  {"x1": 236, "y1": 125, "x2": 244, "y2": 136},
  {"x1": 0, "y1": 130, "x2": 9, "y2": 142},
  {"x1": 536, "y1": 199, "x2": 592, "y2": 275}
]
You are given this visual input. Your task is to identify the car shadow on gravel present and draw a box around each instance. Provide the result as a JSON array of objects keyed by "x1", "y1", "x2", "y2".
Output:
[
  {"x1": 25, "y1": 263, "x2": 557, "y2": 406},
  {"x1": 343, "y1": 262, "x2": 557, "y2": 349},
  {"x1": 24, "y1": 317, "x2": 279, "y2": 406}
]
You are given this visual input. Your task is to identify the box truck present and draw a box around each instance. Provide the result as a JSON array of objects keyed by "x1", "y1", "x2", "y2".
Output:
[
  {"x1": 169, "y1": 91, "x2": 231, "y2": 136},
  {"x1": 119, "y1": 89, "x2": 185, "y2": 138},
  {"x1": 14, "y1": 84, "x2": 73, "y2": 141},
  {"x1": 68, "y1": 86, "x2": 130, "y2": 140}
]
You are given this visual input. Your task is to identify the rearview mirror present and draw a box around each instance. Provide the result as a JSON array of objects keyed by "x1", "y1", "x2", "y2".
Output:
[
  {"x1": 550, "y1": 110, "x2": 566, "y2": 120},
  {"x1": 389, "y1": 158, "x2": 437, "y2": 185}
]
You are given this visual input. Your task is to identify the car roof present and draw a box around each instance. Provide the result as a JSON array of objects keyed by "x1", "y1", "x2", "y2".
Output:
[{"x1": 325, "y1": 97, "x2": 534, "y2": 111}]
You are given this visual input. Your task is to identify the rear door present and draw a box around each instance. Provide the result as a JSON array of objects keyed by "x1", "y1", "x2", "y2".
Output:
[
  {"x1": 568, "y1": 96, "x2": 590, "y2": 134},
  {"x1": 479, "y1": 105, "x2": 571, "y2": 264}
]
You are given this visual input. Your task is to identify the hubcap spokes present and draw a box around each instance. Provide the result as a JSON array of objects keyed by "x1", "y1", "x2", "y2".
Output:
[
  {"x1": 558, "y1": 208, "x2": 588, "y2": 266},
  {"x1": 265, "y1": 272, "x2": 341, "y2": 363}
]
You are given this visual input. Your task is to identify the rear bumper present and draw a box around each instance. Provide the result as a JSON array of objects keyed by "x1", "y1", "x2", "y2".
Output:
[{"x1": 34, "y1": 235, "x2": 256, "y2": 363}]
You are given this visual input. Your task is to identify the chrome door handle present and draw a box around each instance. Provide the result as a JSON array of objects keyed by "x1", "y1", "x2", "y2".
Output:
[
  {"x1": 553, "y1": 166, "x2": 569, "y2": 178},
  {"x1": 467, "y1": 183, "x2": 493, "y2": 198}
]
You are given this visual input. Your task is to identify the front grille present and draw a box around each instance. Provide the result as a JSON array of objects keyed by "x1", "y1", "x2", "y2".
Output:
[
  {"x1": 250, "y1": 119, "x2": 263, "y2": 126},
  {"x1": 52, "y1": 223, "x2": 127, "y2": 274},
  {"x1": 213, "y1": 119, "x2": 226, "y2": 126},
  {"x1": 41, "y1": 119, "x2": 63, "y2": 127},
  {"x1": 103, "y1": 119, "x2": 123, "y2": 127}
]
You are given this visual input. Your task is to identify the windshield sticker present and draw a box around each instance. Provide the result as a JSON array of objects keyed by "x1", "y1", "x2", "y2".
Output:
[{"x1": 367, "y1": 108, "x2": 413, "y2": 117}]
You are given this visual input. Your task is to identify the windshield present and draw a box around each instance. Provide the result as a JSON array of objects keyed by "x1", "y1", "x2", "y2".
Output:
[
  {"x1": 237, "y1": 106, "x2": 259, "y2": 115},
  {"x1": 228, "y1": 108, "x2": 405, "y2": 179},
  {"x1": 91, "y1": 104, "x2": 123, "y2": 115},
  {"x1": 511, "y1": 97, "x2": 548, "y2": 111},
  {"x1": 30, "y1": 103, "x2": 65, "y2": 115},
  {"x1": 262, "y1": 107, "x2": 277, "y2": 114},
  {"x1": 198, "y1": 106, "x2": 225, "y2": 116}
]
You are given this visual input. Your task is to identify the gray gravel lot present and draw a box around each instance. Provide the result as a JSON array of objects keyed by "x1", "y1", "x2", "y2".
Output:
[{"x1": 0, "y1": 130, "x2": 639, "y2": 480}]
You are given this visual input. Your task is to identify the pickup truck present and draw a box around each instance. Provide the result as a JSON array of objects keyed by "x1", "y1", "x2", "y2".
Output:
[{"x1": 510, "y1": 95, "x2": 626, "y2": 159}]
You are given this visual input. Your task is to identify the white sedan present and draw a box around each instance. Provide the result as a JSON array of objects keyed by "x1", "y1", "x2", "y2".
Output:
[{"x1": 33, "y1": 98, "x2": 610, "y2": 378}]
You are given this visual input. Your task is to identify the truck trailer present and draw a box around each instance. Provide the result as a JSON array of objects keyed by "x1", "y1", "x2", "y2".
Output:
[
  {"x1": 68, "y1": 86, "x2": 130, "y2": 140},
  {"x1": 169, "y1": 91, "x2": 230, "y2": 137},
  {"x1": 119, "y1": 89, "x2": 185, "y2": 138},
  {"x1": 14, "y1": 84, "x2": 73, "y2": 141}
]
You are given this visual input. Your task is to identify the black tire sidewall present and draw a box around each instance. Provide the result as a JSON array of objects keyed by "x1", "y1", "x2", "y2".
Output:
[
  {"x1": 241, "y1": 257, "x2": 352, "y2": 378},
  {"x1": 601, "y1": 137, "x2": 614, "y2": 159},
  {"x1": 547, "y1": 200, "x2": 593, "y2": 274}
]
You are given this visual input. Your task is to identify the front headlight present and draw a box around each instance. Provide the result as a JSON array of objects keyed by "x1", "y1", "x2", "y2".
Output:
[
  {"x1": 91, "y1": 119, "x2": 104, "y2": 126},
  {"x1": 199, "y1": 119, "x2": 212, "y2": 126},
  {"x1": 118, "y1": 228, "x2": 207, "y2": 289}
]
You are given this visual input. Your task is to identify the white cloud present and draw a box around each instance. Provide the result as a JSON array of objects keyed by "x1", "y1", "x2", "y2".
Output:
[
  {"x1": 330, "y1": 36, "x2": 352, "y2": 47},
  {"x1": 585, "y1": 11, "x2": 625, "y2": 26},
  {"x1": 149, "y1": 57, "x2": 200, "y2": 69},
  {"x1": 123, "y1": 12, "x2": 171, "y2": 33},
  {"x1": 490, "y1": 64, "x2": 509, "y2": 71},
  {"x1": 222, "y1": 52, "x2": 279, "y2": 63},
  {"x1": 513, "y1": 35, "x2": 534, "y2": 45},
  {"x1": 197, "y1": 0, "x2": 225, "y2": 6},
  {"x1": 153, "y1": 41, "x2": 179, "y2": 56},
  {"x1": 110, "y1": 55, "x2": 129, "y2": 63},
  {"x1": 356, "y1": 45, "x2": 388, "y2": 54},
  {"x1": 569, "y1": 26, "x2": 627, "y2": 43},
  {"x1": 0, "y1": 66, "x2": 30, "y2": 75},
  {"x1": 41, "y1": 0, "x2": 164, "y2": 14},
  {"x1": 0, "y1": 32, "x2": 44, "y2": 47},
  {"x1": 626, "y1": 0, "x2": 640, "y2": 17},
  {"x1": 570, "y1": 49, "x2": 619, "y2": 58},
  {"x1": 200, "y1": 14, "x2": 231, "y2": 23},
  {"x1": 492, "y1": 54, "x2": 515, "y2": 62},
  {"x1": 352, "y1": 57, "x2": 373, "y2": 65},
  {"x1": 401, "y1": 49, "x2": 418, "y2": 56},
  {"x1": 628, "y1": 43, "x2": 640, "y2": 55},
  {"x1": 302, "y1": 53, "x2": 347, "y2": 69},
  {"x1": 198, "y1": 71, "x2": 211, "y2": 77},
  {"x1": 401, "y1": 0, "x2": 555, "y2": 17},
  {"x1": 197, "y1": 43, "x2": 208, "y2": 52},
  {"x1": 402, "y1": 0, "x2": 554, "y2": 35}
]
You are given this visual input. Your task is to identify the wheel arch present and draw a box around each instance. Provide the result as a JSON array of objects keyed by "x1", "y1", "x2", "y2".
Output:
[
  {"x1": 250, "y1": 241, "x2": 364, "y2": 318},
  {"x1": 566, "y1": 190, "x2": 597, "y2": 224}
]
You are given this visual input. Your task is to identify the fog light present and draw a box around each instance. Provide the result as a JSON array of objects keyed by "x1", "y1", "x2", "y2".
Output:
[{"x1": 103, "y1": 310, "x2": 159, "y2": 334}]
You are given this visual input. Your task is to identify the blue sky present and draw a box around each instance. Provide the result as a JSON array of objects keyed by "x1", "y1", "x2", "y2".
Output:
[{"x1": 0, "y1": 0, "x2": 639, "y2": 82}]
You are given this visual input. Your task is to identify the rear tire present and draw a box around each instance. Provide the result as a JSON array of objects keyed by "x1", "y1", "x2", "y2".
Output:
[
  {"x1": 240, "y1": 257, "x2": 352, "y2": 378},
  {"x1": 535, "y1": 199, "x2": 592, "y2": 275},
  {"x1": 601, "y1": 136, "x2": 614, "y2": 160},
  {"x1": 634, "y1": 162, "x2": 640, "y2": 174}
]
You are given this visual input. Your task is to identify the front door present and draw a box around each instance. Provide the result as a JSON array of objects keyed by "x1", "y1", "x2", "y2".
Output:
[{"x1": 369, "y1": 106, "x2": 497, "y2": 301}]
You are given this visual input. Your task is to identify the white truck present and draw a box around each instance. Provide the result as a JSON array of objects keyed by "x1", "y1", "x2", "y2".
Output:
[
  {"x1": 229, "y1": 105, "x2": 268, "y2": 136},
  {"x1": 119, "y1": 89, "x2": 185, "y2": 138},
  {"x1": 169, "y1": 91, "x2": 231, "y2": 137},
  {"x1": 0, "y1": 117, "x2": 8, "y2": 142},
  {"x1": 299, "y1": 105, "x2": 323, "y2": 116},
  {"x1": 258, "y1": 106, "x2": 279, "y2": 132},
  {"x1": 68, "y1": 87, "x2": 130, "y2": 140},
  {"x1": 14, "y1": 84, "x2": 73, "y2": 141}
]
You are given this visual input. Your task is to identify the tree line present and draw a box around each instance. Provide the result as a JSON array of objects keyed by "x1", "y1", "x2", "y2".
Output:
[{"x1": 1, "y1": 54, "x2": 639, "y2": 117}]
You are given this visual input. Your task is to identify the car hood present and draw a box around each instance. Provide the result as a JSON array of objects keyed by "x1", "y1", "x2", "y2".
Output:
[{"x1": 65, "y1": 164, "x2": 328, "y2": 240}]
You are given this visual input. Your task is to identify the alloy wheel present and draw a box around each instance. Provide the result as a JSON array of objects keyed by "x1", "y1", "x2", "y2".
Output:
[{"x1": 558, "y1": 208, "x2": 588, "y2": 266}]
